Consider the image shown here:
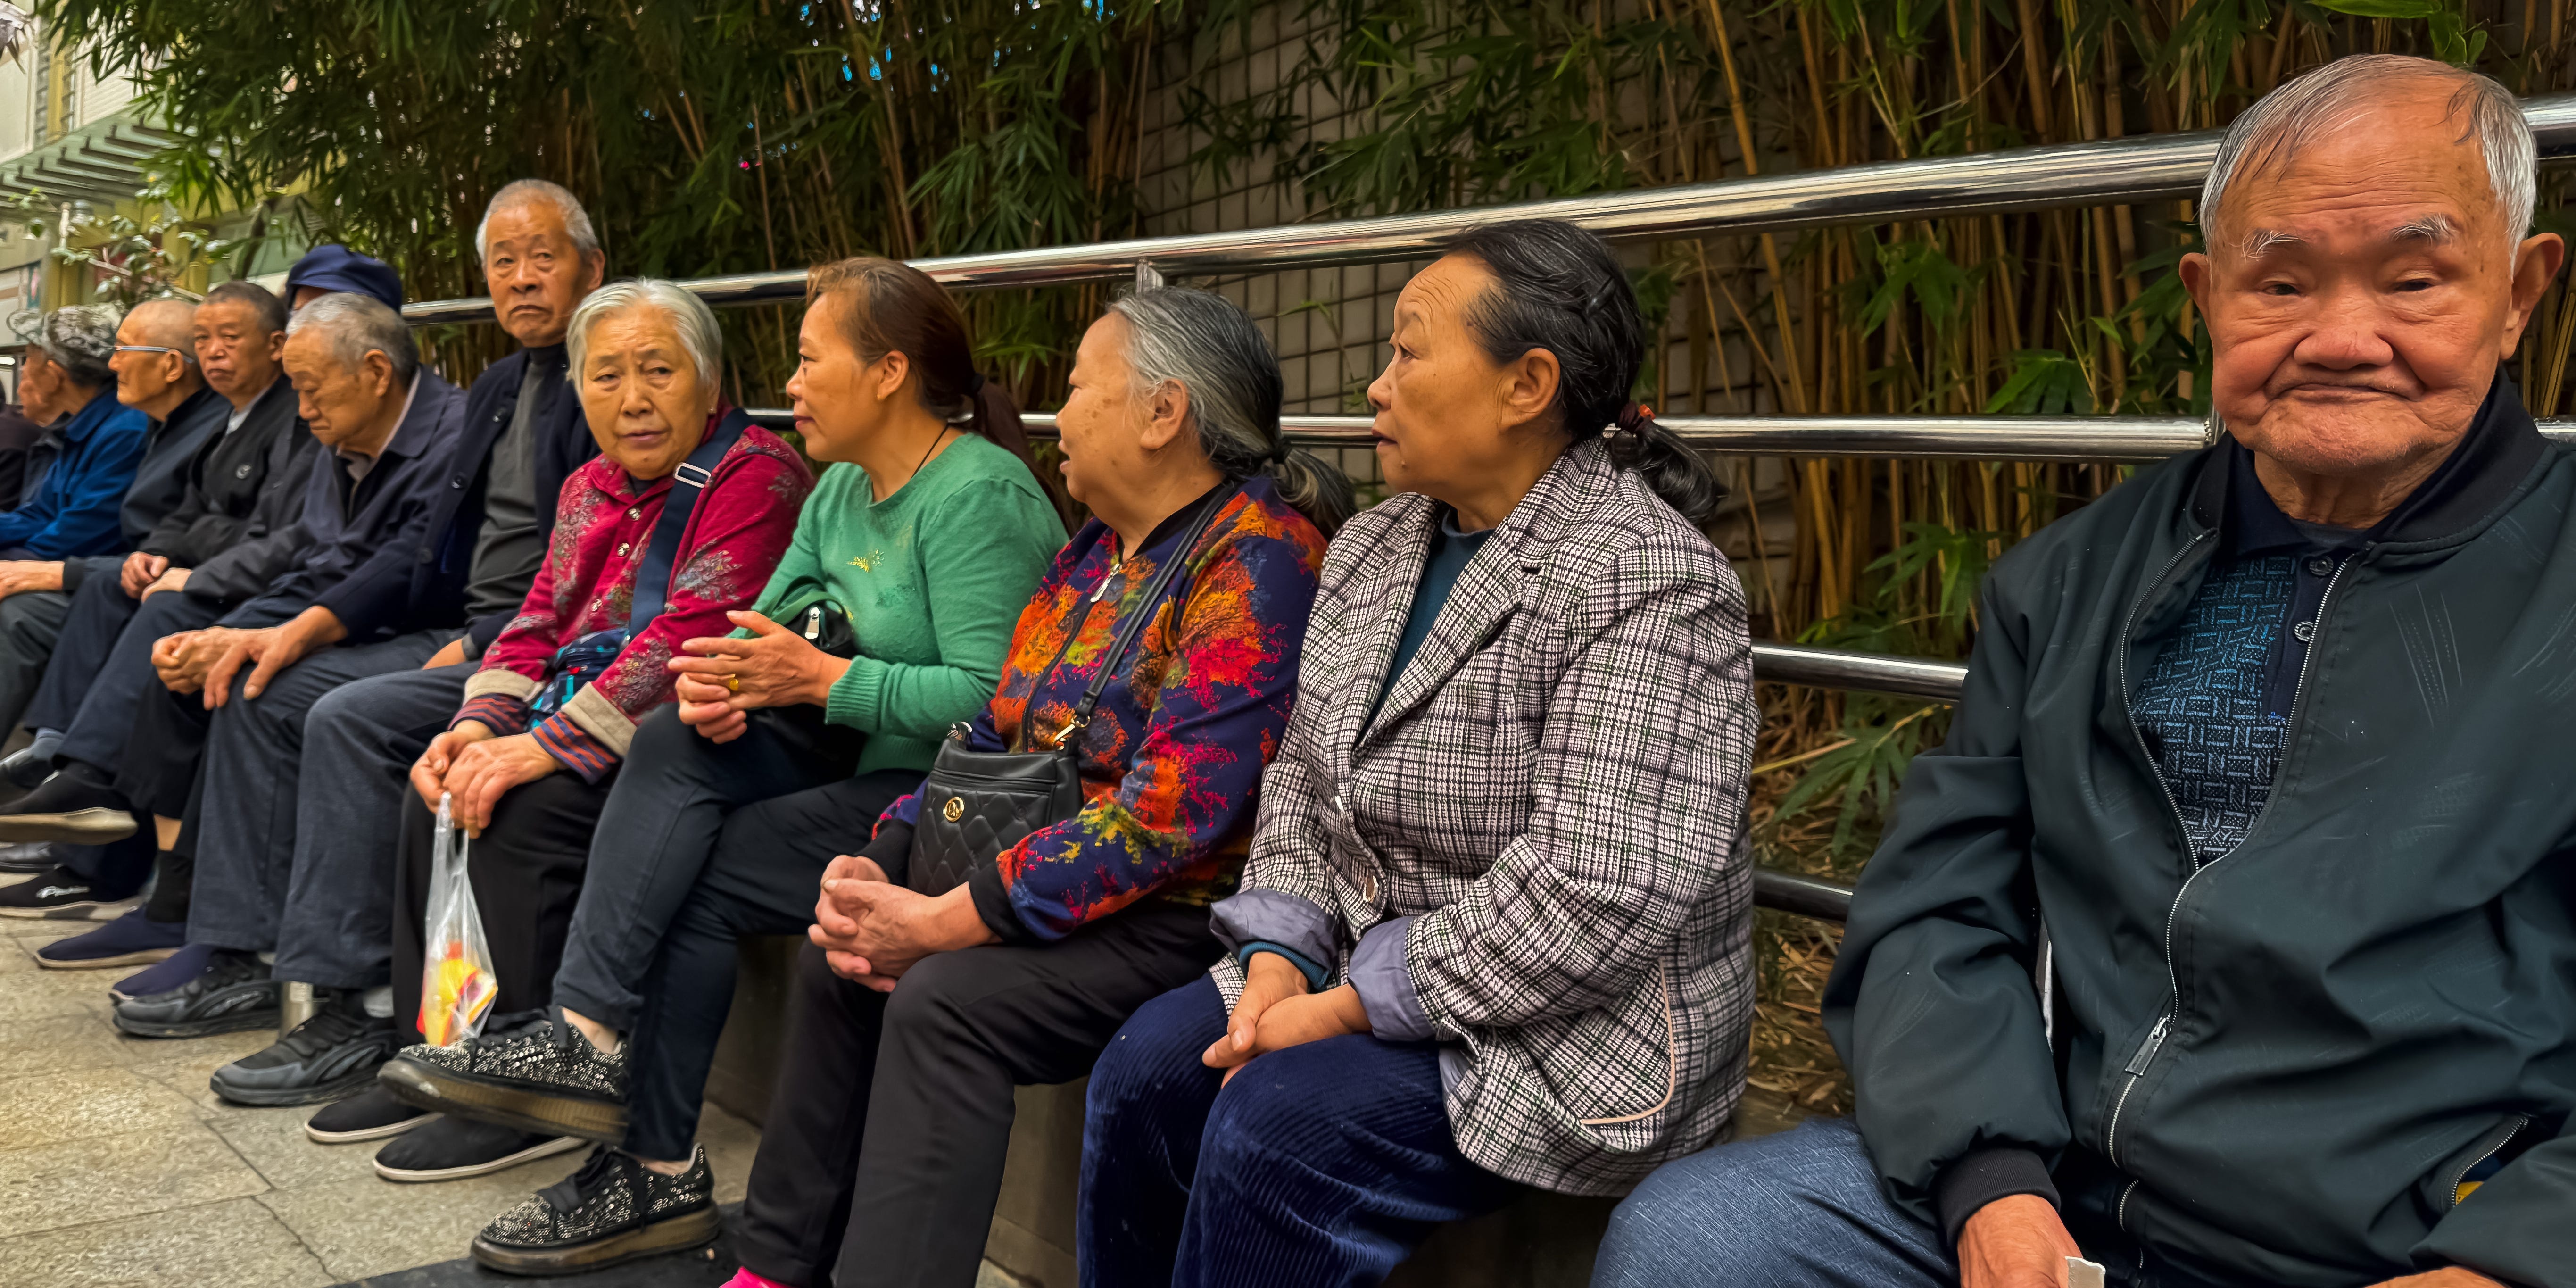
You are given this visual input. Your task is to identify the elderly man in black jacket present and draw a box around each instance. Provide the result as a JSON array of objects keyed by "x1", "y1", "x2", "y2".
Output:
[
  {"x1": 1595, "y1": 54, "x2": 2576, "y2": 1288},
  {"x1": 124, "y1": 183, "x2": 605, "y2": 1153}
]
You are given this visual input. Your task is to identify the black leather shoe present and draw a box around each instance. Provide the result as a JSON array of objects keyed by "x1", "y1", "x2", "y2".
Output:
[
  {"x1": 373, "y1": 1114, "x2": 582, "y2": 1182},
  {"x1": 211, "y1": 994, "x2": 399, "y2": 1106},
  {"x1": 307, "y1": 1085, "x2": 431, "y2": 1145},
  {"x1": 111, "y1": 947, "x2": 280, "y2": 1038},
  {"x1": 0, "y1": 840, "x2": 57, "y2": 873},
  {"x1": 0, "y1": 763, "x2": 136, "y2": 843},
  {"x1": 0, "y1": 744, "x2": 54, "y2": 791}
]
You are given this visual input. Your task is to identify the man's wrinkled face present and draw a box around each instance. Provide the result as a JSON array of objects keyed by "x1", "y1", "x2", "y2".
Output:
[
  {"x1": 2183, "y1": 79, "x2": 2564, "y2": 481},
  {"x1": 283, "y1": 330, "x2": 397, "y2": 449}
]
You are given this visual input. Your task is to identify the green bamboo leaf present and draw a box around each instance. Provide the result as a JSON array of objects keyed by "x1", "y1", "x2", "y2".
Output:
[{"x1": 2307, "y1": 0, "x2": 2439, "y2": 17}]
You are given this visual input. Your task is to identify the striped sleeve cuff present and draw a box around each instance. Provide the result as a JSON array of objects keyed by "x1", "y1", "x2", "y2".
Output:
[
  {"x1": 453, "y1": 694, "x2": 532, "y2": 737},
  {"x1": 531, "y1": 713, "x2": 618, "y2": 783},
  {"x1": 463, "y1": 668, "x2": 542, "y2": 702}
]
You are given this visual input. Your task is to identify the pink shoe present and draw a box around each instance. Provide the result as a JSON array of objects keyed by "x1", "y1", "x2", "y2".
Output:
[{"x1": 724, "y1": 1270, "x2": 799, "y2": 1288}]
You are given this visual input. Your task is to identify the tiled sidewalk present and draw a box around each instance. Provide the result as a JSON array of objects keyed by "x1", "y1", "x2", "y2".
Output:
[{"x1": 0, "y1": 919, "x2": 771, "y2": 1287}]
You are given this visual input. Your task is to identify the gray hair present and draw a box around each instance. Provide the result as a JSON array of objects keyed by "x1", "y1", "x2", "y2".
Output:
[
  {"x1": 1105, "y1": 287, "x2": 1354, "y2": 535},
  {"x1": 31, "y1": 305, "x2": 121, "y2": 387},
  {"x1": 2202, "y1": 54, "x2": 2534, "y2": 254},
  {"x1": 475, "y1": 178, "x2": 603, "y2": 265},
  {"x1": 285, "y1": 291, "x2": 420, "y2": 386},
  {"x1": 566, "y1": 279, "x2": 724, "y2": 393}
]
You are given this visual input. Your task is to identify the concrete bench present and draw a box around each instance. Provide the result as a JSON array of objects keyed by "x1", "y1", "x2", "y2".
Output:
[{"x1": 704, "y1": 869, "x2": 1845, "y2": 1288}]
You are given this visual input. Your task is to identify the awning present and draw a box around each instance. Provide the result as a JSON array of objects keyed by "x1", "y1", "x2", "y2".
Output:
[{"x1": 0, "y1": 118, "x2": 182, "y2": 207}]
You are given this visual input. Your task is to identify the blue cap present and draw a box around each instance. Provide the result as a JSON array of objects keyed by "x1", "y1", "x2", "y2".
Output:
[{"x1": 284, "y1": 245, "x2": 405, "y2": 312}]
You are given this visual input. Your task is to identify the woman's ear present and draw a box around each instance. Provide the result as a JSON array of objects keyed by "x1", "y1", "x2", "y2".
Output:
[
  {"x1": 1497, "y1": 348, "x2": 1561, "y2": 430},
  {"x1": 871, "y1": 349, "x2": 911, "y2": 404},
  {"x1": 1137, "y1": 380, "x2": 1190, "y2": 452}
]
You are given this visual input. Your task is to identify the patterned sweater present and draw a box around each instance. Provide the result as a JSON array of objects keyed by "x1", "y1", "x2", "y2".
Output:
[
  {"x1": 880, "y1": 476, "x2": 1329, "y2": 942},
  {"x1": 455, "y1": 416, "x2": 813, "y2": 778}
]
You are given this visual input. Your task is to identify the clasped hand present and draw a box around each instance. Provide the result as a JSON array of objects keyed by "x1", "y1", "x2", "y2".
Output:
[
  {"x1": 1201, "y1": 952, "x2": 1369, "y2": 1085},
  {"x1": 120, "y1": 551, "x2": 171, "y2": 598},
  {"x1": 407, "y1": 720, "x2": 563, "y2": 835},
  {"x1": 807, "y1": 854, "x2": 996, "y2": 991},
  {"x1": 154, "y1": 608, "x2": 344, "y2": 707},
  {"x1": 669, "y1": 610, "x2": 849, "y2": 744}
]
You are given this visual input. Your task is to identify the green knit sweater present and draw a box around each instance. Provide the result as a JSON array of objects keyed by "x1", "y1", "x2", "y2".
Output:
[{"x1": 741, "y1": 434, "x2": 1066, "y2": 775}]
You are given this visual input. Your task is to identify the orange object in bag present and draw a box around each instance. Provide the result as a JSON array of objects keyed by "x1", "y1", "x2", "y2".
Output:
[{"x1": 418, "y1": 793, "x2": 496, "y2": 1046}]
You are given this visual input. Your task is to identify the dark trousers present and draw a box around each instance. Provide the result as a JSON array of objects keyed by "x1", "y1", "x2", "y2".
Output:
[
  {"x1": 732, "y1": 900, "x2": 1220, "y2": 1288},
  {"x1": 390, "y1": 769, "x2": 616, "y2": 1044},
  {"x1": 622, "y1": 768, "x2": 916, "y2": 1161},
  {"x1": 0, "y1": 555, "x2": 126, "y2": 734},
  {"x1": 54, "y1": 590, "x2": 261, "y2": 771},
  {"x1": 186, "y1": 627, "x2": 451, "y2": 954},
  {"x1": 1079, "y1": 976, "x2": 1516, "y2": 1288},
  {"x1": 271, "y1": 664, "x2": 473, "y2": 989},
  {"x1": 549, "y1": 703, "x2": 862, "y2": 1032}
]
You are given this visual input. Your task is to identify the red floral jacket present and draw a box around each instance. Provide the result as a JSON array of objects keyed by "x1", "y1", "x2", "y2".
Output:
[{"x1": 454, "y1": 418, "x2": 812, "y2": 778}]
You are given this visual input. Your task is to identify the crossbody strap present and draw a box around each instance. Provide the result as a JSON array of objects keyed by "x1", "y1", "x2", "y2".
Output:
[
  {"x1": 1044, "y1": 483, "x2": 1238, "y2": 749},
  {"x1": 625, "y1": 408, "x2": 752, "y2": 630}
]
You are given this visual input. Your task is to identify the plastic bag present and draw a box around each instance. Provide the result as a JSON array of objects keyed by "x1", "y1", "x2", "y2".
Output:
[{"x1": 418, "y1": 793, "x2": 497, "y2": 1046}]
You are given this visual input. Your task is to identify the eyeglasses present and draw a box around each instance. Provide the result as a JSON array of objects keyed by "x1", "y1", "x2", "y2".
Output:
[{"x1": 113, "y1": 344, "x2": 198, "y2": 365}]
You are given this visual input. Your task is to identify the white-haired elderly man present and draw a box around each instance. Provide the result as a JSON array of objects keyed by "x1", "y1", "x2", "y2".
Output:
[
  {"x1": 1593, "y1": 54, "x2": 2572, "y2": 1288},
  {"x1": 97, "y1": 182, "x2": 612, "y2": 1152}
]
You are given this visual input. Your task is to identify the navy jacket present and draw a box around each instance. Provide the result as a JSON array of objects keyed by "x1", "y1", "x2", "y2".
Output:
[
  {"x1": 138, "y1": 375, "x2": 309, "y2": 574},
  {"x1": 318, "y1": 343, "x2": 595, "y2": 650},
  {"x1": 239, "y1": 373, "x2": 469, "y2": 636},
  {"x1": 0, "y1": 387, "x2": 151, "y2": 559},
  {"x1": 114, "y1": 384, "x2": 229, "y2": 551}
]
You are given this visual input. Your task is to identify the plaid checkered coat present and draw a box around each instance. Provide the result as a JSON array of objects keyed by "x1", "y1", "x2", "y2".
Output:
[{"x1": 1209, "y1": 439, "x2": 1758, "y2": 1196}]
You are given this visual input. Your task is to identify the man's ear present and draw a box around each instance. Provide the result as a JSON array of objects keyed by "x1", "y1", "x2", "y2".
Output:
[
  {"x1": 364, "y1": 351, "x2": 396, "y2": 399},
  {"x1": 2179, "y1": 251, "x2": 2215, "y2": 320},
  {"x1": 1139, "y1": 380, "x2": 1190, "y2": 452},
  {"x1": 1498, "y1": 348, "x2": 1562, "y2": 431},
  {"x1": 2501, "y1": 233, "x2": 2567, "y2": 359}
]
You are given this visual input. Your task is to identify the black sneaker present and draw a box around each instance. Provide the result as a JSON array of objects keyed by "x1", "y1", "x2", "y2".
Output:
[
  {"x1": 0, "y1": 864, "x2": 137, "y2": 920},
  {"x1": 471, "y1": 1145, "x2": 718, "y2": 1275},
  {"x1": 210, "y1": 994, "x2": 398, "y2": 1106},
  {"x1": 373, "y1": 1113, "x2": 584, "y2": 1183},
  {"x1": 307, "y1": 1085, "x2": 431, "y2": 1145},
  {"x1": 0, "y1": 840, "x2": 57, "y2": 873},
  {"x1": 0, "y1": 763, "x2": 136, "y2": 844},
  {"x1": 378, "y1": 1008, "x2": 630, "y2": 1143},
  {"x1": 110, "y1": 947, "x2": 281, "y2": 1038}
]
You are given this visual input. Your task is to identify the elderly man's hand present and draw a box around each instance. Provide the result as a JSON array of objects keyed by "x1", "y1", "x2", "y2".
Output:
[
  {"x1": 152, "y1": 627, "x2": 240, "y2": 694},
  {"x1": 436, "y1": 731, "x2": 560, "y2": 836},
  {"x1": 1958, "y1": 1196, "x2": 2083, "y2": 1288},
  {"x1": 409, "y1": 721, "x2": 497, "y2": 816},
  {"x1": 2369, "y1": 1271, "x2": 2506, "y2": 1287},
  {"x1": 0, "y1": 561, "x2": 64, "y2": 601},
  {"x1": 201, "y1": 606, "x2": 347, "y2": 708},
  {"x1": 140, "y1": 567, "x2": 190, "y2": 601},
  {"x1": 120, "y1": 552, "x2": 170, "y2": 598}
]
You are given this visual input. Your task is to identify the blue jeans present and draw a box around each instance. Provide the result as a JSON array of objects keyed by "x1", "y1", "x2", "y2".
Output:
[
  {"x1": 1593, "y1": 1118, "x2": 1955, "y2": 1288},
  {"x1": 1078, "y1": 975, "x2": 1517, "y2": 1288}
]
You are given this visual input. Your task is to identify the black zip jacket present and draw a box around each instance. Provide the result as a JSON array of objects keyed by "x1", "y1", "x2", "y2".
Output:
[
  {"x1": 179, "y1": 383, "x2": 323, "y2": 607},
  {"x1": 307, "y1": 344, "x2": 593, "y2": 650},
  {"x1": 1824, "y1": 375, "x2": 2576, "y2": 1288},
  {"x1": 138, "y1": 375, "x2": 307, "y2": 569},
  {"x1": 55, "y1": 383, "x2": 231, "y2": 594}
]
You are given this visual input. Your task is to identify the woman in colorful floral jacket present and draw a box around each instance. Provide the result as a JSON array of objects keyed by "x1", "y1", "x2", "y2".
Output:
[{"x1": 376, "y1": 278, "x2": 810, "y2": 1141}]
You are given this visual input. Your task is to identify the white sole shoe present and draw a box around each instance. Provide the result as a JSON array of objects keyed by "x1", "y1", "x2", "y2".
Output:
[
  {"x1": 374, "y1": 1131, "x2": 585, "y2": 1183},
  {"x1": 308, "y1": 1110, "x2": 432, "y2": 1146}
]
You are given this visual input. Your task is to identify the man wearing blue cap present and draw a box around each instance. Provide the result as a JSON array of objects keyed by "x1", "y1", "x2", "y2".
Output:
[{"x1": 284, "y1": 245, "x2": 407, "y2": 313}]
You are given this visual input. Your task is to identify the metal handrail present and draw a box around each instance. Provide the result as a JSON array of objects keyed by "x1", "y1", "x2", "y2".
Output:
[
  {"x1": 1754, "y1": 868, "x2": 1854, "y2": 922},
  {"x1": 404, "y1": 94, "x2": 2576, "y2": 324}
]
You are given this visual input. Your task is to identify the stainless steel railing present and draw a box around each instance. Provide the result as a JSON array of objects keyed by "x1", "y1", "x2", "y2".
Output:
[{"x1": 404, "y1": 93, "x2": 2576, "y2": 325}]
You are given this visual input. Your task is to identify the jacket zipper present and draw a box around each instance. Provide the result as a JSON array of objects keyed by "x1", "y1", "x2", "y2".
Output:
[
  {"x1": 2103, "y1": 540, "x2": 2360, "y2": 1166},
  {"x1": 2442, "y1": 1114, "x2": 2529, "y2": 1210},
  {"x1": 2116, "y1": 1179, "x2": 2140, "y2": 1231}
]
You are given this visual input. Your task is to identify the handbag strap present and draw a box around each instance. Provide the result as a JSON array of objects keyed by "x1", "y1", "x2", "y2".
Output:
[
  {"x1": 625, "y1": 408, "x2": 751, "y2": 630},
  {"x1": 1045, "y1": 483, "x2": 1238, "y2": 749}
]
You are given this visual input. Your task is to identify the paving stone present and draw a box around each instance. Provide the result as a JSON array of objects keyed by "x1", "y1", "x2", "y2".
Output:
[
  {"x1": 0, "y1": 1009, "x2": 141, "y2": 1078},
  {"x1": 0, "y1": 1065, "x2": 206, "y2": 1153},
  {"x1": 0, "y1": 1196, "x2": 336, "y2": 1288},
  {"x1": 129, "y1": 1026, "x2": 290, "y2": 1116},
  {"x1": 262, "y1": 1150, "x2": 592, "y2": 1282},
  {"x1": 210, "y1": 1101, "x2": 386, "y2": 1191},
  {"x1": 0, "y1": 956, "x2": 114, "y2": 1022},
  {"x1": 0, "y1": 1119, "x2": 270, "y2": 1239},
  {"x1": 695, "y1": 1100, "x2": 762, "y2": 1205}
]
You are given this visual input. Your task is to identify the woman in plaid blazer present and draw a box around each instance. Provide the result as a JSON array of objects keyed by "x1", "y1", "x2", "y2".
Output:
[{"x1": 1079, "y1": 219, "x2": 1759, "y2": 1288}]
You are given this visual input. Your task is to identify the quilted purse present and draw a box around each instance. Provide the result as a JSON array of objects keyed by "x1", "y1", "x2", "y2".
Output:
[{"x1": 905, "y1": 485, "x2": 1235, "y2": 897}]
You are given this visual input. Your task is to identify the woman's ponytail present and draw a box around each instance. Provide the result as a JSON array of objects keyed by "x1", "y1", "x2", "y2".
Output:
[
  {"x1": 1607, "y1": 403, "x2": 1722, "y2": 527},
  {"x1": 1263, "y1": 445, "x2": 1358, "y2": 537}
]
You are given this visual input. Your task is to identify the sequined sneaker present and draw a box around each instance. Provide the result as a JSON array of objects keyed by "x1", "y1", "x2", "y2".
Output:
[
  {"x1": 376, "y1": 1007, "x2": 629, "y2": 1143},
  {"x1": 471, "y1": 1144, "x2": 719, "y2": 1275}
]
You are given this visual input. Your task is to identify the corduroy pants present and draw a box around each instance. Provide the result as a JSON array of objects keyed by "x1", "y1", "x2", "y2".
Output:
[{"x1": 1077, "y1": 975, "x2": 1517, "y2": 1288}]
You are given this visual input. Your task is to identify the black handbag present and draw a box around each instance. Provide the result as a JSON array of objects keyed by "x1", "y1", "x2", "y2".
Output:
[{"x1": 906, "y1": 485, "x2": 1236, "y2": 897}]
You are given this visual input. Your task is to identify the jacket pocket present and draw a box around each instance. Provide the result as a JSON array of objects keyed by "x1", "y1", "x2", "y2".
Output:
[
  {"x1": 2420, "y1": 1114, "x2": 2531, "y2": 1215},
  {"x1": 1523, "y1": 964, "x2": 1679, "y2": 1133}
]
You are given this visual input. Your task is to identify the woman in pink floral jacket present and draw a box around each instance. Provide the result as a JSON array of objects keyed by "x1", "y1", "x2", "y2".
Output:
[{"x1": 381, "y1": 280, "x2": 811, "y2": 1127}]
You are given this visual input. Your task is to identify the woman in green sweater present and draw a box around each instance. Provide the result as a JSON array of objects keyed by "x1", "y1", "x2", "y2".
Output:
[{"x1": 373, "y1": 258, "x2": 1066, "y2": 1183}]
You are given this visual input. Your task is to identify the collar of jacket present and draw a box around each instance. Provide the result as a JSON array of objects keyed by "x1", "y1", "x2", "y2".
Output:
[
  {"x1": 162, "y1": 383, "x2": 226, "y2": 437},
  {"x1": 376, "y1": 373, "x2": 444, "y2": 465},
  {"x1": 2187, "y1": 371, "x2": 2550, "y2": 554},
  {"x1": 61, "y1": 385, "x2": 125, "y2": 444},
  {"x1": 240, "y1": 370, "x2": 298, "y2": 431}
]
